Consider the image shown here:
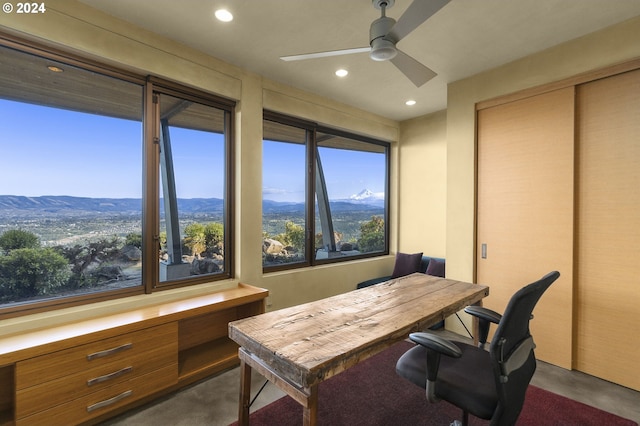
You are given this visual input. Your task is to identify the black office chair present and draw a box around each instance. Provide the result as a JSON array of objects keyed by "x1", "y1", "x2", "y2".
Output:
[{"x1": 396, "y1": 271, "x2": 560, "y2": 426}]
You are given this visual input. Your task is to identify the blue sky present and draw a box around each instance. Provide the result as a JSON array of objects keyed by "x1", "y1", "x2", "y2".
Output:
[
  {"x1": 1, "y1": 99, "x2": 143, "y2": 198},
  {"x1": 262, "y1": 140, "x2": 386, "y2": 203},
  {"x1": 1, "y1": 99, "x2": 384, "y2": 202},
  {"x1": 1, "y1": 99, "x2": 224, "y2": 199}
]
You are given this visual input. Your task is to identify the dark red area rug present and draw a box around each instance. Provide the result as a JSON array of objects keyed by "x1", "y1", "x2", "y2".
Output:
[{"x1": 231, "y1": 340, "x2": 637, "y2": 426}]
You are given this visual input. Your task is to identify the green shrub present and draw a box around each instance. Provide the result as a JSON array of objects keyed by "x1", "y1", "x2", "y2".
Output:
[
  {"x1": 125, "y1": 232, "x2": 143, "y2": 248},
  {"x1": 358, "y1": 216, "x2": 385, "y2": 253},
  {"x1": 0, "y1": 229, "x2": 40, "y2": 252},
  {"x1": 0, "y1": 247, "x2": 71, "y2": 301},
  {"x1": 274, "y1": 221, "x2": 304, "y2": 251},
  {"x1": 184, "y1": 223, "x2": 206, "y2": 255},
  {"x1": 284, "y1": 221, "x2": 304, "y2": 251},
  {"x1": 204, "y1": 222, "x2": 224, "y2": 249}
]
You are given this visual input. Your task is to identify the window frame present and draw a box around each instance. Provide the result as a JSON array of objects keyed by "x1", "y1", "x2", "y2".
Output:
[
  {"x1": 262, "y1": 114, "x2": 314, "y2": 269},
  {"x1": 0, "y1": 34, "x2": 235, "y2": 319},
  {"x1": 145, "y1": 77, "x2": 236, "y2": 291},
  {"x1": 262, "y1": 111, "x2": 390, "y2": 273},
  {"x1": 314, "y1": 125, "x2": 390, "y2": 264}
]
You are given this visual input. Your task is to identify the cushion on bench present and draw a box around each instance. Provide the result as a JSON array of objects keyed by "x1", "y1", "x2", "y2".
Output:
[{"x1": 356, "y1": 255, "x2": 445, "y2": 289}]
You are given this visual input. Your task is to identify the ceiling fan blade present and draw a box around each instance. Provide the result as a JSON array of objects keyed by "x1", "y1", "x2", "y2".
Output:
[
  {"x1": 388, "y1": 0, "x2": 451, "y2": 42},
  {"x1": 280, "y1": 47, "x2": 370, "y2": 61},
  {"x1": 390, "y1": 49, "x2": 437, "y2": 87}
]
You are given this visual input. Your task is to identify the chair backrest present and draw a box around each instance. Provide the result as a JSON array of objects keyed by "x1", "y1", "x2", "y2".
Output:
[{"x1": 488, "y1": 271, "x2": 560, "y2": 426}]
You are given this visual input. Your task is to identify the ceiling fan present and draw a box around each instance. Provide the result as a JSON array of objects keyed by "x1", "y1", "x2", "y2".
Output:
[{"x1": 280, "y1": 0, "x2": 451, "y2": 87}]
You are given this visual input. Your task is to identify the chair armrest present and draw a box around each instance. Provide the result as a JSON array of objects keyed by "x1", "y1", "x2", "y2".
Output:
[
  {"x1": 409, "y1": 332, "x2": 462, "y2": 358},
  {"x1": 464, "y1": 305, "x2": 502, "y2": 348},
  {"x1": 464, "y1": 305, "x2": 502, "y2": 324},
  {"x1": 409, "y1": 332, "x2": 461, "y2": 403}
]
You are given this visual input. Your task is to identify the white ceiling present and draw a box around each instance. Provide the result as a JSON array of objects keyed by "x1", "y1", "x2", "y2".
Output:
[{"x1": 79, "y1": 0, "x2": 640, "y2": 121}]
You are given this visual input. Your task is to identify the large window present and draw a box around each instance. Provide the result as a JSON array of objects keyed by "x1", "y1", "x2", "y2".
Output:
[
  {"x1": 262, "y1": 112, "x2": 389, "y2": 270},
  {"x1": 315, "y1": 130, "x2": 388, "y2": 258},
  {"x1": 153, "y1": 90, "x2": 232, "y2": 285},
  {"x1": 0, "y1": 38, "x2": 233, "y2": 317},
  {"x1": 262, "y1": 120, "x2": 309, "y2": 267}
]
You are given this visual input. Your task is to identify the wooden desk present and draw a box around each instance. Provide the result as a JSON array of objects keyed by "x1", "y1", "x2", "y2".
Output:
[{"x1": 228, "y1": 273, "x2": 489, "y2": 426}]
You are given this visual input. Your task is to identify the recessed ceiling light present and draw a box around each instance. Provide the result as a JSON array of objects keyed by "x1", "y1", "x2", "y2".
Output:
[
  {"x1": 335, "y1": 69, "x2": 349, "y2": 77},
  {"x1": 215, "y1": 9, "x2": 233, "y2": 22},
  {"x1": 405, "y1": 100, "x2": 416, "y2": 106},
  {"x1": 47, "y1": 65, "x2": 64, "y2": 73}
]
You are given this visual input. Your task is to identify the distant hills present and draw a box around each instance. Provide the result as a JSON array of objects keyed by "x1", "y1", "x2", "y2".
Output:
[
  {"x1": 0, "y1": 195, "x2": 142, "y2": 213},
  {"x1": 0, "y1": 195, "x2": 222, "y2": 215},
  {"x1": 0, "y1": 191, "x2": 384, "y2": 215},
  {"x1": 261, "y1": 199, "x2": 383, "y2": 214},
  {"x1": 262, "y1": 188, "x2": 384, "y2": 213}
]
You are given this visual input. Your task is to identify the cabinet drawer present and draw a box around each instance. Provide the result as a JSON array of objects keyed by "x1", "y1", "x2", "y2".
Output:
[
  {"x1": 15, "y1": 340, "x2": 176, "y2": 419},
  {"x1": 16, "y1": 364, "x2": 177, "y2": 426},
  {"x1": 16, "y1": 322, "x2": 177, "y2": 389}
]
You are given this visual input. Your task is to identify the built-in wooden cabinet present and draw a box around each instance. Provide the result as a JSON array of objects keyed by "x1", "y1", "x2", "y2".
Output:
[
  {"x1": 0, "y1": 283, "x2": 268, "y2": 426},
  {"x1": 16, "y1": 323, "x2": 178, "y2": 425}
]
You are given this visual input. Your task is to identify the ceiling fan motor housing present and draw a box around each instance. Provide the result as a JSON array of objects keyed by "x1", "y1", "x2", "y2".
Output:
[
  {"x1": 369, "y1": 15, "x2": 397, "y2": 61},
  {"x1": 372, "y1": 0, "x2": 395, "y2": 10}
]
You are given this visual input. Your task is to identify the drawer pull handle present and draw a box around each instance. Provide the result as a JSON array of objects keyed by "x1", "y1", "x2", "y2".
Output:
[
  {"x1": 87, "y1": 343, "x2": 133, "y2": 360},
  {"x1": 87, "y1": 366, "x2": 133, "y2": 386},
  {"x1": 86, "y1": 390, "x2": 133, "y2": 412}
]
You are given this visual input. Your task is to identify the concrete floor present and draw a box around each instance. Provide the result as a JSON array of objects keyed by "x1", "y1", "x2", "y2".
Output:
[
  {"x1": 531, "y1": 358, "x2": 640, "y2": 423},
  {"x1": 103, "y1": 331, "x2": 639, "y2": 425},
  {"x1": 442, "y1": 330, "x2": 640, "y2": 423}
]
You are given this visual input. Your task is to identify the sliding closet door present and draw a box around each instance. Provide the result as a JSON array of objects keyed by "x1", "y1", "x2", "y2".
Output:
[
  {"x1": 575, "y1": 69, "x2": 640, "y2": 391},
  {"x1": 476, "y1": 87, "x2": 574, "y2": 368}
]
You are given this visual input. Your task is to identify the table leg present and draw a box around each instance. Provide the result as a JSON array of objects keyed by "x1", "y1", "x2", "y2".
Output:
[
  {"x1": 302, "y1": 384, "x2": 318, "y2": 426},
  {"x1": 238, "y1": 357, "x2": 252, "y2": 426}
]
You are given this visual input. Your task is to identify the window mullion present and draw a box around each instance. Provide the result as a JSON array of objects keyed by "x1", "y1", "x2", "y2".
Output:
[
  {"x1": 314, "y1": 146, "x2": 336, "y2": 254},
  {"x1": 158, "y1": 117, "x2": 190, "y2": 280},
  {"x1": 143, "y1": 83, "x2": 159, "y2": 293},
  {"x1": 306, "y1": 130, "x2": 316, "y2": 266}
]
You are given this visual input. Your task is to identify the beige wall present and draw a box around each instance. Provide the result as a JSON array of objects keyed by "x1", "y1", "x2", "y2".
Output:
[
  {"x1": 445, "y1": 15, "x2": 640, "y2": 335},
  {"x1": 0, "y1": 0, "x2": 400, "y2": 330},
  {"x1": 397, "y1": 111, "x2": 447, "y2": 257},
  {"x1": 2, "y1": 1, "x2": 639, "y2": 335}
]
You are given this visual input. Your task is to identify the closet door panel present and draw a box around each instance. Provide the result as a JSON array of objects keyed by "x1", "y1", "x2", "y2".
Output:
[
  {"x1": 476, "y1": 87, "x2": 574, "y2": 368},
  {"x1": 576, "y1": 69, "x2": 640, "y2": 391}
]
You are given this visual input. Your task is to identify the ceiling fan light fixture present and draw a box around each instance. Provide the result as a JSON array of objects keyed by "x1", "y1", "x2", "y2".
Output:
[{"x1": 370, "y1": 38, "x2": 397, "y2": 61}]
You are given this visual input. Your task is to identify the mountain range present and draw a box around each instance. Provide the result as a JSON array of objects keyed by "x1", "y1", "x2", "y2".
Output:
[
  {"x1": 0, "y1": 191, "x2": 384, "y2": 215},
  {"x1": 0, "y1": 195, "x2": 222, "y2": 213}
]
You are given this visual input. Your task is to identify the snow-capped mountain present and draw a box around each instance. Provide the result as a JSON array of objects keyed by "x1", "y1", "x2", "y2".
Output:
[{"x1": 346, "y1": 189, "x2": 385, "y2": 206}]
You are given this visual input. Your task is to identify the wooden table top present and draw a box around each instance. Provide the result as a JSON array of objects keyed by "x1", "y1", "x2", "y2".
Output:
[{"x1": 229, "y1": 273, "x2": 489, "y2": 389}]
